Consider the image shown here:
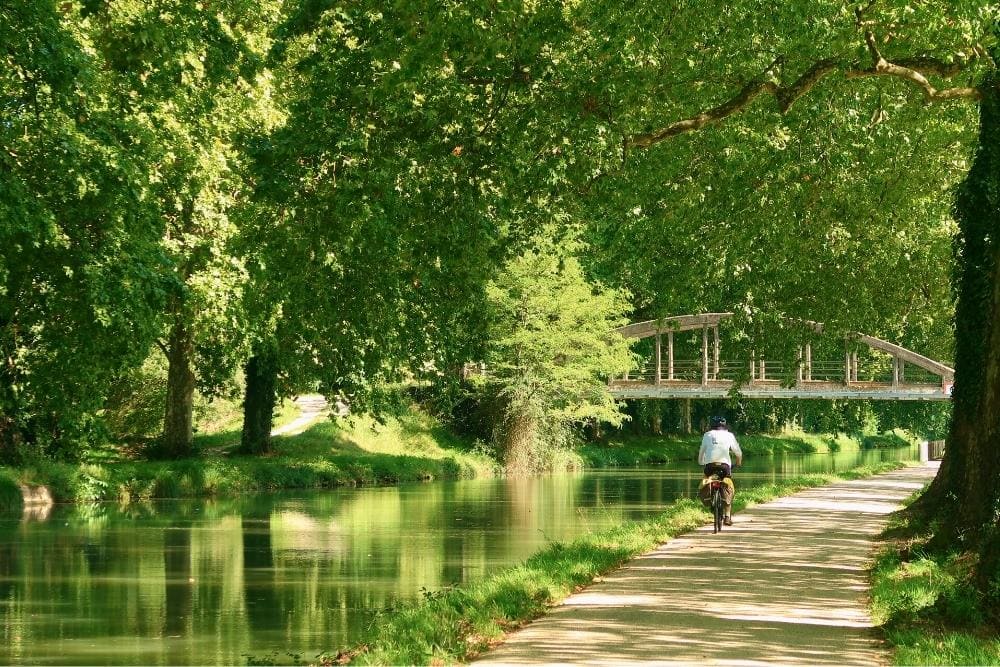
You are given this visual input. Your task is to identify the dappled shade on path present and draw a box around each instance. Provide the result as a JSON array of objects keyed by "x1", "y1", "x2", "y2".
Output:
[{"x1": 474, "y1": 466, "x2": 936, "y2": 666}]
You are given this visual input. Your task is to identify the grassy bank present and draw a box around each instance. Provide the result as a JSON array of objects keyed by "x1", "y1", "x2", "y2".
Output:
[
  {"x1": 870, "y1": 492, "x2": 1000, "y2": 665},
  {"x1": 577, "y1": 429, "x2": 913, "y2": 467},
  {"x1": 0, "y1": 409, "x2": 496, "y2": 509},
  {"x1": 330, "y1": 461, "x2": 905, "y2": 665}
]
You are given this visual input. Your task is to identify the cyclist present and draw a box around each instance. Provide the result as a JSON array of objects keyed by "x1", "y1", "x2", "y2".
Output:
[{"x1": 699, "y1": 416, "x2": 743, "y2": 526}]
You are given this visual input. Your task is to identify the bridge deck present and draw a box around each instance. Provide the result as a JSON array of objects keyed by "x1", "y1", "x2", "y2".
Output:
[{"x1": 610, "y1": 379, "x2": 950, "y2": 401}]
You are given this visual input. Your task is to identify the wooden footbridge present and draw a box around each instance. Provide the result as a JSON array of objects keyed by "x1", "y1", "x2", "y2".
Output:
[{"x1": 611, "y1": 313, "x2": 954, "y2": 401}]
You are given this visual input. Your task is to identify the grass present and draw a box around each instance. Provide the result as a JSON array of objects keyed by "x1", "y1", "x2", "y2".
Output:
[
  {"x1": 328, "y1": 461, "x2": 905, "y2": 665},
  {"x1": 576, "y1": 428, "x2": 882, "y2": 467},
  {"x1": 870, "y1": 490, "x2": 1000, "y2": 665},
  {"x1": 191, "y1": 398, "x2": 302, "y2": 453},
  {"x1": 0, "y1": 467, "x2": 23, "y2": 511},
  {"x1": 2, "y1": 407, "x2": 496, "y2": 506}
]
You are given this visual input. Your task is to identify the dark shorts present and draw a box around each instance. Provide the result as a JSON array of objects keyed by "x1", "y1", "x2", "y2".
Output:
[{"x1": 703, "y1": 462, "x2": 732, "y2": 479}]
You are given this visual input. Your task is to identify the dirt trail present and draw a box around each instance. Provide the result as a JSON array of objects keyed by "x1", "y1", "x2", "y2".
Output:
[{"x1": 475, "y1": 464, "x2": 937, "y2": 667}]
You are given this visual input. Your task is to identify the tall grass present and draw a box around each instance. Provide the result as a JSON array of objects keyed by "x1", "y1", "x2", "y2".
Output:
[{"x1": 332, "y1": 461, "x2": 904, "y2": 665}]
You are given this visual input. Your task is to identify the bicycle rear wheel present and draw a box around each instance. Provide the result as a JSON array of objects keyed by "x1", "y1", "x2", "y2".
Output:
[{"x1": 712, "y1": 487, "x2": 723, "y2": 533}]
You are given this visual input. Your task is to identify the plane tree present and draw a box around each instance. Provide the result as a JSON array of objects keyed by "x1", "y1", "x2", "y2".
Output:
[
  {"x1": 83, "y1": 0, "x2": 284, "y2": 457},
  {"x1": 0, "y1": 1, "x2": 169, "y2": 461},
  {"x1": 236, "y1": 1, "x2": 581, "y2": 453}
]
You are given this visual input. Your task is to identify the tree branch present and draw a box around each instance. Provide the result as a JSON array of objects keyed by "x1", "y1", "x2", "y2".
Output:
[
  {"x1": 627, "y1": 76, "x2": 778, "y2": 149},
  {"x1": 845, "y1": 30, "x2": 982, "y2": 103},
  {"x1": 624, "y1": 33, "x2": 982, "y2": 151}
]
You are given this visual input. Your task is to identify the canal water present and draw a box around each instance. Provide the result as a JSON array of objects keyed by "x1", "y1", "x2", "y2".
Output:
[{"x1": 0, "y1": 445, "x2": 917, "y2": 665}]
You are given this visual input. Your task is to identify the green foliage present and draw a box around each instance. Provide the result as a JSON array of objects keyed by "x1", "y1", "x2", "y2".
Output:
[
  {"x1": 863, "y1": 431, "x2": 917, "y2": 450},
  {"x1": 578, "y1": 430, "x2": 865, "y2": 467},
  {"x1": 618, "y1": 398, "x2": 948, "y2": 441},
  {"x1": 0, "y1": 1, "x2": 171, "y2": 460},
  {"x1": 240, "y1": 0, "x2": 576, "y2": 420},
  {"x1": 0, "y1": 452, "x2": 470, "y2": 506},
  {"x1": 0, "y1": 468, "x2": 22, "y2": 511},
  {"x1": 473, "y1": 242, "x2": 634, "y2": 467},
  {"x1": 0, "y1": 403, "x2": 492, "y2": 504}
]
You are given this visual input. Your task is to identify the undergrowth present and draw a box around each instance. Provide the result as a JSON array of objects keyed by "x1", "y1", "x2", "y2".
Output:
[{"x1": 2, "y1": 409, "x2": 496, "y2": 505}]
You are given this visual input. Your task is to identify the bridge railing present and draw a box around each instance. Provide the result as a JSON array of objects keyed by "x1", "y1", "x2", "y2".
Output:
[{"x1": 619, "y1": 360, "x2": 946, "y2": 387}]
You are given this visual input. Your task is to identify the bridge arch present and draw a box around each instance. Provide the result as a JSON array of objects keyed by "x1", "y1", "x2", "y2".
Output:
[{"x1": 611, "y1": 313, "x2": 954, "y2": 401}]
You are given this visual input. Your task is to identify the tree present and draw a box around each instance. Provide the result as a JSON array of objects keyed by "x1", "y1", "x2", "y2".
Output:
[
  {"x1": 920, "y1": 72, "x2": 1000, "y2": 600},
  {"x1": 474, "y1": 242, "x2": 634, "y2": 473},
  {"x1": 85, "y1": 0, "x2": 283, "y2": 457},
  {"x1": 235, "y1": 0, "x2": 578, "y2": 453},
  {"x1": 0, "y1": 1, "x2": 169, "y2": 461}
]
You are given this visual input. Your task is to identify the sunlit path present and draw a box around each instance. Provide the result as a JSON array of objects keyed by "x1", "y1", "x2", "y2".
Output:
[{"x1": 475, "y1": 465, "x2": 937, "y2": 666}]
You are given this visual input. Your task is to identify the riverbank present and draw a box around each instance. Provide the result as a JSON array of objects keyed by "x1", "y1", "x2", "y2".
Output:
[
  {"x1": 0, "y1": 403, "x2": 916, "y2": 510},
  {"x1": 577, "y1": 429, "x2": 914, "y2": 467},
  {"x1": 0, "y1": 410, "x2": 496, "y2": 509},
  {"x1": 330, "y1": 460, "x2": 909, "y2": 666},
  {"x1": 870, "y1": 487, "x2": 1000, "y2": 665}
]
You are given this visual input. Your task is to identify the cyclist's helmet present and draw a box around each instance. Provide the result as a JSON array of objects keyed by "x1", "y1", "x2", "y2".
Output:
[{"x1": 710, "y1": 416, "x2": 727, "y2": 428}]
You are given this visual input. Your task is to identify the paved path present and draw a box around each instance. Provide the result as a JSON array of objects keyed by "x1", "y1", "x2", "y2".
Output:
[
  {"x1": 475, "y1": 465, "x2": 937, "y2": 667},
  {"x1": 270, "y1": 394, "x2": 329, "y2": 437}
]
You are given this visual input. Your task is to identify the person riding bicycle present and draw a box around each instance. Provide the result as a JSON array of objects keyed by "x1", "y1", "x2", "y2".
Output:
[{"x1": 699, "y1": 416, "x2": 743, "y2": 526}]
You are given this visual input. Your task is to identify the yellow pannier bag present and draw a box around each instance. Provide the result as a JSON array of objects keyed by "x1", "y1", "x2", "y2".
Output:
[{"x1": 698, "y1": 476, "x2": 735, "y2": 507}]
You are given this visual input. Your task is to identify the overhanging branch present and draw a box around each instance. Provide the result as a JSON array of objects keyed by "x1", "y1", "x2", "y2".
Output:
[
  {"x1": 627, "y1": 76, "x2": 779, "y2": 149},
  {"x1": 624, "y1": 34, "x2": 983, "y2": 151},
  {"x1": 845, "y1": 30, "x2": 982, "y2": 103}
]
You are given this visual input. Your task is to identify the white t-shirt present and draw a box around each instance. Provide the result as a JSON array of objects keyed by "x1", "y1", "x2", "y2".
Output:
[{"x1": 699, "y1": 429, "x2": 742, "y2": 465}]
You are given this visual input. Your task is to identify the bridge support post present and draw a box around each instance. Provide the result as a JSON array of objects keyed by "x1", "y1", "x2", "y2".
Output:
[
  {"x1": 701, "y1": 325, "x2": 709, "y2": 385},
  {"x1": 892, "y1": 356, "x2": 900, "y2": 388},
  {"x1": 655, "y1": 334, "x2": 662, "y2": 385},
  {"x1": 750, "y1": 351, "x2": 756, "y2": 382},
  {"x1": 667, "y1": 331, "x2": 674, "y2": 381},
  {"x1": 797, "y1": 347, "x2": 803, "y2": 384},
  {"x1": 852, "y1": 352, "x2": 859, "y2": 382},
  {"x1": 805, "y1": 343, "x2": 812, "y2": 381},
  {"x1": 713, "y1": 326, "x2": 720, "y2": 380}
]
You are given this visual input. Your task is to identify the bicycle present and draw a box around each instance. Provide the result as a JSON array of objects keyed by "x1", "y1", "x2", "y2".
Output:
[{"x1": 709, "y1": 473, "x2": 726, "y2": 533}]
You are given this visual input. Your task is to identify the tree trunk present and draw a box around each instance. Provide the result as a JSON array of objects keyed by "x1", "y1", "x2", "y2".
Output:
[
  {"x1": 500, "y1": 409, "x2": 537, "y2": 475},
  {"x1": 242, "y1": 512, "x2": 282, "y2": 631},
  {"x1": 162, "y1": 320, "x2": 196, "y2": 458},
  {"x1": 0, "y1": 315, "x2": 22, "y2": 464},
  {"x1": 163, "y1": 521, "x2": 193, "y2": 636},
  {"x1": 241, "y1": 346, "x2": 279, "y2": 455},
  {"x1": 681, "y1": 399, "x2": 693, "y2": 434},
  {"x1": 918, "y1": 76, "x2": 1000, "y2": 589}
]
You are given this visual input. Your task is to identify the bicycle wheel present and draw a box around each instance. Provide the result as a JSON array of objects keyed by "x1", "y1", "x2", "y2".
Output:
[{"x1": 712, "y1": 486, "x2": 723, "y2": 533}]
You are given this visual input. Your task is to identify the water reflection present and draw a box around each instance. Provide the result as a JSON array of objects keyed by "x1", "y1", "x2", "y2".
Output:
[{"x1": 0, "y1": 445, "x2": 915, "y2": 665}]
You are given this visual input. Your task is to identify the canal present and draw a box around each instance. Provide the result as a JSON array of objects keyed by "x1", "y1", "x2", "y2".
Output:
[{"x1": 0, "y1": 445, "x2": 917, "y2": 665}]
